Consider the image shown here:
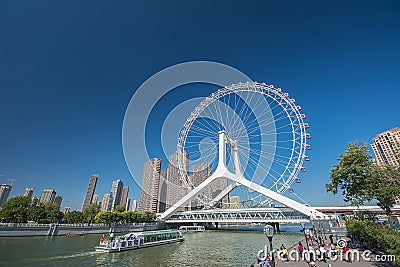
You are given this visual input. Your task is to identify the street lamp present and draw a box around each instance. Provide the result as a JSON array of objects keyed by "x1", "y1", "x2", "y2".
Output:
[
  {"x1": 317, "y1": 221, "x2": 324, "y2": 245},
  {"x1": 300, "y1": 222, "x2": 310, "y2": 251},
  {"x1": 263, "y1": 225, "x2": 275, "y2": 267}
]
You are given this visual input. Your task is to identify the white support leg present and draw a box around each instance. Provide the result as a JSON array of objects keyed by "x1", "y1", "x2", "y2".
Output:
[
  {"x1": 160, "y1": 130, "x2": 326, "y2": 220},
  {"x1": 224, "y1": 171, "x2": 325, "y2": 219},
  {"x1": 160, "y1": 173, "x2": 222, "y2": 220}
]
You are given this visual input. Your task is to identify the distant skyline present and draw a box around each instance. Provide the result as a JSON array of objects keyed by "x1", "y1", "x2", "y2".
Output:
[{"x1": 1, "y1": 1, "x2": 399, "y2": 209}]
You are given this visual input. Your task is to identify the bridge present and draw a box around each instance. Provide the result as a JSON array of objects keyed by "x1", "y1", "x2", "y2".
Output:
[
  {"x1": 159, "y1": 131, "x2": 400, "y2": 233},
  {"x1": 163, "y1": 205, "x2": 400, "y2": 224},
  {"x1": 157, "y1": 85, "x2": 399, "y2": 232},
  {"x1": 165, "y1": 207, "x2": 310, "y2": 224},
  {"x1": 160, "y1": 131, "x2": 327, "y2": 222}
]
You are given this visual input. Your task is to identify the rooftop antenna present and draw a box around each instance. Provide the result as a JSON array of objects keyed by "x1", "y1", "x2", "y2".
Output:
[{"x1": 5, "y1": 178, "x2": 16, "y2": 186}]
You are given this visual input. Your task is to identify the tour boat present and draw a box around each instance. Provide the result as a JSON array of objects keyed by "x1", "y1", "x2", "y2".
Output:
[
  {"x1": 95, "y1": 229, "x2": 184, "y2": 253},
  {"x1": 178, "y1": 225, "x2": 206, "y2": 233}
]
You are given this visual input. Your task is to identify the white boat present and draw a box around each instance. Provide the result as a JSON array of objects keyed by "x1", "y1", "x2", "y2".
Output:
[
  {"x1": 95, "y1": 229, "x2": 184, "y2": 253},
  {"x1": 178, "y1": 225, "x2": 206, "y2": 233}
]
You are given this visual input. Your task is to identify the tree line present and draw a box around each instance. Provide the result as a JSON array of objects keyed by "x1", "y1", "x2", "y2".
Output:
[
  {"x1": 0, "y1": 197, "x2": 156, "y2": 224},
  {"x1": 326, "y1": 142, "x2": 400, "y2": 214},
  {"x1": 326, "y1": 141, "x2": 400, "y2": 265}
]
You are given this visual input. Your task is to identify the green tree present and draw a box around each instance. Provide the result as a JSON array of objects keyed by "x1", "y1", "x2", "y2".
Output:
[
  {"x1": 0, "y1": 196, "x2": 31, "y2": 222},
  {"x1": 326, "y1": 142, "x2": 374, "y2": 205},
  {"x1": 142, "y1": 211, "x2": 156, "y2": 222},
  {"x1": 94, "y1": 211, "x2": 114, "y2": 223},
  {"x1": 132, "y1": 211, "x2": 142, "y2": 222},
  {"x1": 113, "y1": 205, "x2": 125, "y2": 213},
  {"x1": 346, "y1": 218, "x2": 400, "y2": 265},
  {"x1": 27, "y1": 204, "x2": 46, "y2": 223},
  {"x1": 373, "y1": 165, "x2": 400, "y2": 214},
  {"x1": 326, "y1": 142, "x2": 400, "y2": 214},
  {"x1": 83, "y1": 203, "x2": 100, "y2": 224},
  {"x1": 63, "y1": 211, "x2": 84, "y2": 224},
  {"x1": 44, "y1": 203, "x2": 63, "y2": 223}
]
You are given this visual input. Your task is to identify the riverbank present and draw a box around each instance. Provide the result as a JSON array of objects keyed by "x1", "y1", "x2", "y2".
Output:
[{"x1": 0, "y1": 222, "x2": 161, "y2": 237}]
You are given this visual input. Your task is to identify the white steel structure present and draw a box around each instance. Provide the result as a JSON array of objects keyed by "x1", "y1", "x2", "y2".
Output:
[
  {"x1": 160, "y1": 82, "x2": 325, "y2": 220},
  {"x1": 165, "y1": 207, "x2": 310, "y2": 224},
  {"x1": 179, "y1": 82, "x2": 311, "y2": 196},
  {"x1": 161, "y1": 130, "x2": 325, "y2": 220},
  {"x1": 164, "y1": 204, "x2": 400, "y2": 224}
]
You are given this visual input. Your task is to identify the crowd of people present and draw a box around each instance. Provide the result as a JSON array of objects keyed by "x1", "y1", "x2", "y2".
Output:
[{"x1": 255, "y1": 231, "x2": 352, "y2": 267}]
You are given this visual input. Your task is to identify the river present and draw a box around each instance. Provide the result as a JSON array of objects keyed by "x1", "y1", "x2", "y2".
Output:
[{"x1": 0, "y1": 225, "x2": 304, "y2": 266}]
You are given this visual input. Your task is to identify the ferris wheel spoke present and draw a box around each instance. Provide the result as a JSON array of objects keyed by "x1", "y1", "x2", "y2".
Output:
[
  {"x1": 189, "y1": 125, "x2": 220, "y2": 138},
  {"x1": 238, "y1": 148, "x2": 297, "y2": 173},
  {"x1": 232, "y1": 90, "x2": 264, "y2": 131},
  {"x1": 244, "y1": 154, "x2": 283, "y2": 187},
  {"x1": 238, "y1": 148, "x2": 297, "y2": 167},
  {"x1": 243, "y1": 111, "x2": 293, "y2": 136},
  {"x1": 256, "y1": 123, "x2": 300, "y2": 137},
  {"x1": 177, "y1": 82, "x2": 308, "y2": 207}
]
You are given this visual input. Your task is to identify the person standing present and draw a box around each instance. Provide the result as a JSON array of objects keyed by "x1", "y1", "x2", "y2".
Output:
[
  {"x1": 280, "y1": 244, "x2": 289, "y2": 262},
  {"x1": 329, "y1": 234, "x2": 334, "y2": 245},
  {"x1": 298, "y1": 241, "x2": 304, "y2": 257}
]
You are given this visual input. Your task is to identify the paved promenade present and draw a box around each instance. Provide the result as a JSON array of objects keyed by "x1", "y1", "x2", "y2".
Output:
[
  {"x1": 254, "y1": 249, "x2": 395, "y2": 267},
  {"x1": 270, "y1": 256, "x2": 394, "y2": 267}
]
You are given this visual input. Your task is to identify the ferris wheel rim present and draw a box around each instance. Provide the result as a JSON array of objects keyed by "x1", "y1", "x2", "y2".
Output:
[{"x1": 176, "y1": 81, "x2": 309, "y2": 197}]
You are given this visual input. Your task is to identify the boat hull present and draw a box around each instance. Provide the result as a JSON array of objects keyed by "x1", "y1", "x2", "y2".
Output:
[{"x1": 95, "y1": 237, "x2": 185, "y2": 253}]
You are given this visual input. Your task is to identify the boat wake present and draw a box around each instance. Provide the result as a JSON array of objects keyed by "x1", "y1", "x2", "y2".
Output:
[{"x1": 18, "y1": 251, "x2": 101, "y2": 265}]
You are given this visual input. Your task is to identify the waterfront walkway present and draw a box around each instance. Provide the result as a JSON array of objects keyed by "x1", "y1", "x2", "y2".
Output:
[
  {"x1": 254, "y1": 236, "x2": 395, "y2": 267},
  {"x1": 254, "y1": 249, "x2": 395, "y2": 267},
  {"x1": 269, "y1": 257, "x2": 393, "y2": 267}
]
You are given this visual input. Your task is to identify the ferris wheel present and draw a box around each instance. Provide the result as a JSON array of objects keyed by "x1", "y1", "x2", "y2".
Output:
[{"x1": 176, "y1": 82, "x2": 311, "y2": 207}]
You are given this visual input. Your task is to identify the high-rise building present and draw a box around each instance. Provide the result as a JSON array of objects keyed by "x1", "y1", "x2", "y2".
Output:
[
  {"x1": 39, "y1": 189, "x2": 56, "y2": 204},
  {"x1": 188, "y1": 162, "x2": 228, "y2": 209},
  {"x1": 371, "y1": 127, "x2": 400, "y2": 204},
  {"x1": 131, "y1": 199, "x2": 137, "y2": 212},
  {"x1": 158, "y1": 168, "x2": 168, "y2": 212},
  {"x1": 24, "y1": 188, "x2": 34, "y2": 198},
  {"x1": 228, "y1": 196, "x2": 240, "y2": 209},
  {"x1": 211, "y1": 177, "x2": 229, "y2": 207},
  {"x1": 371, "y1": 127, "x2": 400, "y2": 167},
  {"x1": 125, "y1": 197, "x2": 131, "y2": 211},
  {"x1": 190, "y1": 162, "x2": 212, "y2": 187},
  {"x1": 139, "y1": 158, "x2": 161, "y2": 212},
  {"x1": 91, "y1": 194, "x2": 99, "y2": 205},
  {"x1": 81, "y1": 174, "x2": 99, "y2": 211},
  {"x1": 110, "y1": 180, "x2": 123, "y2": 210},
  {"x1": 0, "y1": 184, "x2": 12, "y2": 207},
  {"x1": 189, "y1": 162, "x2": 213, "y2": 209},
  {"x1": 54, "y1": 195, "x2": 63, "y2": 207},
  {"x1": 120, "y1": 186, "x2": 129, "y2": 208},
  {"x1": 101, "y1": 193, "x2": 111, "y2": 211},
  {"x1": 166, "y1": 151, "x2": 189, "y2": 210},
  {"x1": 63, "y1": 207, "x2": 70, "y2": 214}
]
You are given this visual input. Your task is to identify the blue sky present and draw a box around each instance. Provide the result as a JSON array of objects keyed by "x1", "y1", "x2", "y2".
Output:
[{"x1": 1, "y1": 1, "x2": 399, "y2": 210}]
